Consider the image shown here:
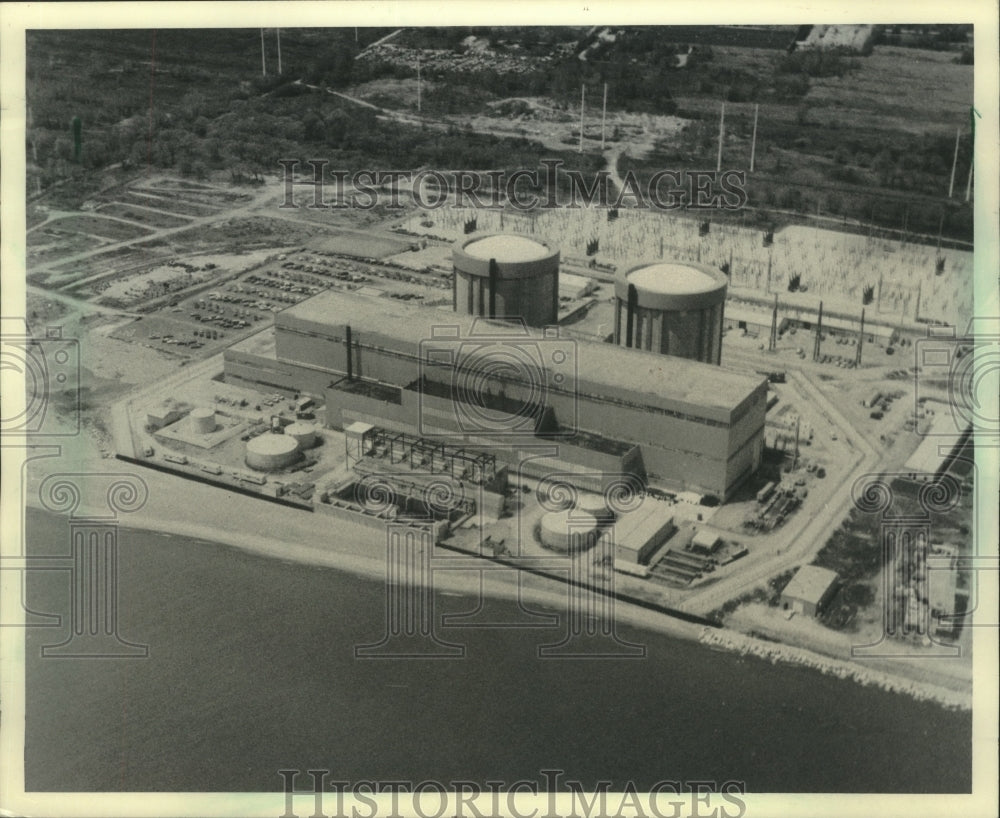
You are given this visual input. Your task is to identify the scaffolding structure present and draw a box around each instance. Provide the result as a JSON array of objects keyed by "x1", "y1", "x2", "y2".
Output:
[{"x1": 348, "y1": 425, "x2": 499, "y2": 486}]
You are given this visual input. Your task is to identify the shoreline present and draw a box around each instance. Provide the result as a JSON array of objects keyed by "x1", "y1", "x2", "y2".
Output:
[
  {"x1": 697, "y1": 626, "x2": 970, "y2": 711},
  {"x1": 23, "y1": 498, "x2": 712, "y2": 643},
  {"x1": 24, "y1": 496, "x2": 971, "y2": 711}
]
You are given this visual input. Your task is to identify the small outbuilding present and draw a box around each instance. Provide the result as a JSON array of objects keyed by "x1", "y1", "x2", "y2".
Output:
[
  {"x1": 146, "y1": 404, "x2": 182, "y2": 430},
  {"x1": 691, "y1": 528, "x2": 721, "y2": 554},
  {"x1": 781, "y1": 565, "x2": 839, "y2": 617},
  {"x1": 613, "y1": 507, "x2": 676, "y2": 566}
]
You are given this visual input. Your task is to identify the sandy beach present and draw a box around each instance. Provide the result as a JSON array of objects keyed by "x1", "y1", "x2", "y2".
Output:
[{"x1": 19, "y1": 438, "x2": 971, "y2": 711}]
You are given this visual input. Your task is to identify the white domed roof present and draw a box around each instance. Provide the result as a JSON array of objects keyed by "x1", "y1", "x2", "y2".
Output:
[
  {"x1": 465, "y1": 235, "x2": 549, "y2": 262},
  {"x1": 628, "y1": 263, "x2": 721, "y2": 295}
]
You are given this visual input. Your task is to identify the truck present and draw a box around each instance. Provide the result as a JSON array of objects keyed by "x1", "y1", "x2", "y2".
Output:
[{"x1": 756, "y1": 481, "x2": 776, "y2": 504}]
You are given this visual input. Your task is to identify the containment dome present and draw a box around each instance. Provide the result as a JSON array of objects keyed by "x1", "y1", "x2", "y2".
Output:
[
  {"x1": 452, "y1": 232, "x2": 560, "y2": 327},
  {"x1": 613, "y1": 261, "x2": 728, "y2": 364}
]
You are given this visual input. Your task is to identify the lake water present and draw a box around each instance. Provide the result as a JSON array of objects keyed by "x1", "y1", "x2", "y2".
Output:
[{"x1": 23, "y1": 508, "x2": 970, "y2": 793}]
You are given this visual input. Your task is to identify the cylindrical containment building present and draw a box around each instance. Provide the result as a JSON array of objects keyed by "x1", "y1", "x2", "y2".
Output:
[
  {"x1": 246, "y1": 433, "x2": 300, "y2": 471},
  {"x1": 453, "y1": 233, "x2": 560, "y2": 326},
  {"x1": 540, "y1": 509, "x2": 600, "y2": 553},
  {"x1": 190, "y1": 407, "x2": 216, "y2": 434},
  {"x1": 614, "y1": 261, "x2": 727, "y2": 364},
  {"x1": 285, "y1": 422, "x2": 317, "y2": 449}
]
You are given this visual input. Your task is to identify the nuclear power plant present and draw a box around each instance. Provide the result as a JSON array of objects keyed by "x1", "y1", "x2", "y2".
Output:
[
  {"x1": 613, "y1": 261, "x2": 728, "y2": 364},
  {"x1": 452, "y1": 232, "x2": 560, "y2": 326},
  {"x1": 224, "y1": 231, "x2": 767, "y2": 499}
]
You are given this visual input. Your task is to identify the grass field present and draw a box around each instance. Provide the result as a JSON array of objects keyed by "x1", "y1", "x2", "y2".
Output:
[
  {"x1": 51, "y1": 214, "x2": 154, "y2": 241},
  {"x1": 96, "y1": 203, "x2": 193, "y2": 229},
  {"x1": 117, "y1": 191, "x2": 222, "y2": 218}
]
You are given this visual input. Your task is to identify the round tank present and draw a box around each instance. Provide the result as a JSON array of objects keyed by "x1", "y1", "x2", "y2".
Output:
[
  {"x1": 575, "y1": 492, "x2": 611, "y2": 522},
  {"x1": 452, "y1": 232, "x2": 560, "y2": 327},
  {"x1": 246, "y1": 433, "x2": 300, "y2": 471},
  {"x1": 190, "y1": 407, "x2": 216, "y2": 434},
  {"x1": 613, "y1": 261, "x2": 728, "y2": 364},
  {"x1": 285, "y1": 422, "x2": 317, "y2": 449},
  {"x1": 540, "y1": 509, "x2": 599, "y2": 553}
]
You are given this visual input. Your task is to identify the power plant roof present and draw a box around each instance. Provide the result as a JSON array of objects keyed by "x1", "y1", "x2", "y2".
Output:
[
  {"x1": 464, "y1": 234, "x2": 550, "y2": 262},
  {"x1": 628, "y1": 262, "x2": 725, "y2": 295},
  {"x1": 276, "y1": 290, "x2": 765, "y2": 415}
]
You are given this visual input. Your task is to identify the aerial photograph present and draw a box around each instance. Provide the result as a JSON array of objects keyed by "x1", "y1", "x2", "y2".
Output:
[{"x1": 2, "y1": 5, "x2": 997, "y2": 818}]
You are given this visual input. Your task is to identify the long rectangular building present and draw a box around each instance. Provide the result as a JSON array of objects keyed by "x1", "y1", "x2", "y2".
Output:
[{"x1": 225, "y1": 290, "x2": 768, "y2": 499}]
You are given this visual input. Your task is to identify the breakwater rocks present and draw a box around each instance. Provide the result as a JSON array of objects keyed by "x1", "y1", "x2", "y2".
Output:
[{"x1": 698, "y1": 627, "x2": 971, "y2": 711}]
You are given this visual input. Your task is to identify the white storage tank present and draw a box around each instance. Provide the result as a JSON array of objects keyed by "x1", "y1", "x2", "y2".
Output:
[
  {"x1": 285, "y1": 422, "x2": 317, "y2": 449},
  {"x1": 190, "y1": 407, "x2": 216, "y2": 434},
  {"x1": 246, "y1": 433, "x2": 300, "y2": 471},
  {"x1": 540, "y1": 509, "x2": 600, "y2": 553},
  {"x1": 575, "y1": 492, "x2": 612, "y2": 522}
]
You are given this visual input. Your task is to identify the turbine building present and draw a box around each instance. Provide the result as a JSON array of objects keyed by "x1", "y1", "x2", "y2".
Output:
[{"x1": 225, "y1": 288, "x2": 766, "y2": 499}]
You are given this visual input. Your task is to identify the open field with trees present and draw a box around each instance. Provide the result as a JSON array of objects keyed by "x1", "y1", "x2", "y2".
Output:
[{"x1": 27, "y1": 26, "x2": 974, "y2": 243}]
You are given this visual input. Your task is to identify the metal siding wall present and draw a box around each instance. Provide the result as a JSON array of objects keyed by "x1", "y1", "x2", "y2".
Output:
[
  {"x1": 727, "y1": 387, "x2": 768, "y2": 457},
  {"x1": 324, "y1": 386, "x2": 411, "y2": 429},
  {"x1": 641, "y1": 445, "x2": 726, "y2": 497}
]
